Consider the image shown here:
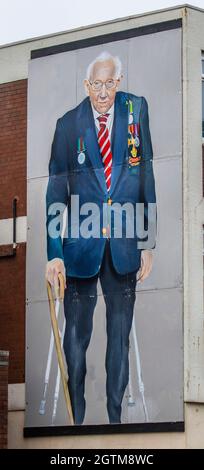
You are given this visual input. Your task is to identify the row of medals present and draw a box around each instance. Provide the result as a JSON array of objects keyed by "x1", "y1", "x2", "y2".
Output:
[{"x1": 128, "y1": 112, "x2": 141, "y2": 167}]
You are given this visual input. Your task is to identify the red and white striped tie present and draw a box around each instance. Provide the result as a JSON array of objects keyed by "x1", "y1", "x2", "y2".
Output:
[{"x1": 97, "y1": 114, "x2": 112, "y2": 192}]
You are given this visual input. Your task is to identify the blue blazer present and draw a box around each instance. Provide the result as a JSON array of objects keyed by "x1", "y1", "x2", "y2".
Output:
[{"x1": 46, "y1": 91, "x2": 156, "y2": 277}]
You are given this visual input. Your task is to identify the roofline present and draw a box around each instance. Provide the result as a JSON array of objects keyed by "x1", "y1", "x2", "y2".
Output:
[{"x1": 0, "y1": 3, "x2": 203, "y2": 49}]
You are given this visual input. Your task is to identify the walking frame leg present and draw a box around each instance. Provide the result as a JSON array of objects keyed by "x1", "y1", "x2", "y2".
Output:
[{"x1": 39, "y1": 298, "x2": 60, "y2": 416}]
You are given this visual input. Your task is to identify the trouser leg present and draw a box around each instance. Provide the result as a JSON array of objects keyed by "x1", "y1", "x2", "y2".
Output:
[
  {"x1": 100, "y1": 242, "x2": 137, "y2": 423},
  {"x1": 63, "y1": 275, "x2": 98, "y2": 424}
]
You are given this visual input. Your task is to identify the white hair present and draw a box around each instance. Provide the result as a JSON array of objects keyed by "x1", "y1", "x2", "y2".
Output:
[{"x1": 86, "y1": 51, "x2": 122, "y2": 80}]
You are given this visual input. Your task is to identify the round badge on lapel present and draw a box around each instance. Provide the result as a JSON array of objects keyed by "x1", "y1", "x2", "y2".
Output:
[
  {"x1": 78, "y1": 152, "x2": 85, "y2": 164},
  {"x1": 129, "y1": 114, "x2": 133, "y2": 124},
  {"x1": 135, "y1": 136, "x2": 140, "y2": 147}
]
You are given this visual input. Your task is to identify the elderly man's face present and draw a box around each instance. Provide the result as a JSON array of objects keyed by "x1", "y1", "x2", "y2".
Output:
[{"x1": 84, "y1": 59, "x2": 120, "y2": 114}]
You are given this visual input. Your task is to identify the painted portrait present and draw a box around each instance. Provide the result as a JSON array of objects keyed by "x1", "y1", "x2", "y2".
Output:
[{"x1": 25, "y1": 24, "x2": 183, "y2": 434}]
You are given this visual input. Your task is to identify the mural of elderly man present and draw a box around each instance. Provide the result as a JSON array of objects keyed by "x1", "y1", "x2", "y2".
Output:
[{"x1": 46, "y1": 51, "x2": 156, "y2": 425}]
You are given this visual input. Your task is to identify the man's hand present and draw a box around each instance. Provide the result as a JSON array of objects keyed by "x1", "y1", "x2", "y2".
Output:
[
  {"x1": 137, "y1": 250, "x2": 153, "y2": 283},
  {"x1": 45, "y1": 258, "x2": 66, "y2": 298}
]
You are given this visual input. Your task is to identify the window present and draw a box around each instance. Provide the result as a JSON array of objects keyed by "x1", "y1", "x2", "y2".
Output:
[
  {"x1": 202, "y1": 80, "x2": 204, "y2": 139},
  {"x1": 202, "y1": 54, "x2": 204, "y2": 138},
  {"x1": 202, "y1": 54, "x2": 204, "y2": 195},
  {"x1": 202, "y1": 56, "x2": 204, "y2": 298},
  {"x1": 202, "y1": 80, "x2": 204, "y2": 138}
]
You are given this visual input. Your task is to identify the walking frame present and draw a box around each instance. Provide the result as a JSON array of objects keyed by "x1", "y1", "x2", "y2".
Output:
[
  {"x1": 46, "y1": 273, "x2": 74, "y2": 425},
  {"x1": 44, "y1": 274, "x2": 147, "y2": 425}
]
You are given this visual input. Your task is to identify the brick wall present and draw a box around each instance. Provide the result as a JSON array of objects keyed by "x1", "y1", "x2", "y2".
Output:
[
  {"x1": 0, "y1": 244, "x2": 26, "y2": 383},
  {"x1": 0, "y1": 80, "x2": 27, "y2": 219},
  {"x1": 0, "y1": 80, "x2": 27, "y2": 384},
  {"x1": 0, "y1": 351, "x2": 9, "y2": 449}
]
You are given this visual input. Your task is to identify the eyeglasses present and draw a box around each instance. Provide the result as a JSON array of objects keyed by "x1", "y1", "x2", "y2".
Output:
[{"x1": 88, "y1": 79, "x2": 119, "y2": 91}]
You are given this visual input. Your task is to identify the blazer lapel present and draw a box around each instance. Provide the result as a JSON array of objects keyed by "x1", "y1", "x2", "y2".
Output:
[
  {"x1": 110, "y1": 93, "x2": 128, "y2": 195},
  {"x1": 77, "y1": 98, "x2": 107, "y2": 194}
]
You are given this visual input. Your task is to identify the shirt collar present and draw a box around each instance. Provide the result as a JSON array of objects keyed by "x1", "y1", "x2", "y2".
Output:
[{"x1": 91, "y1": 103, "x2": 114, "y2": 122}]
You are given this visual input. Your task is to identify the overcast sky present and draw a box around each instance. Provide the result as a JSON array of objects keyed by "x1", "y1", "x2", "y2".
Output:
[{"x1": 0, "y1": 0, "x2": 203, "y2": 46}]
